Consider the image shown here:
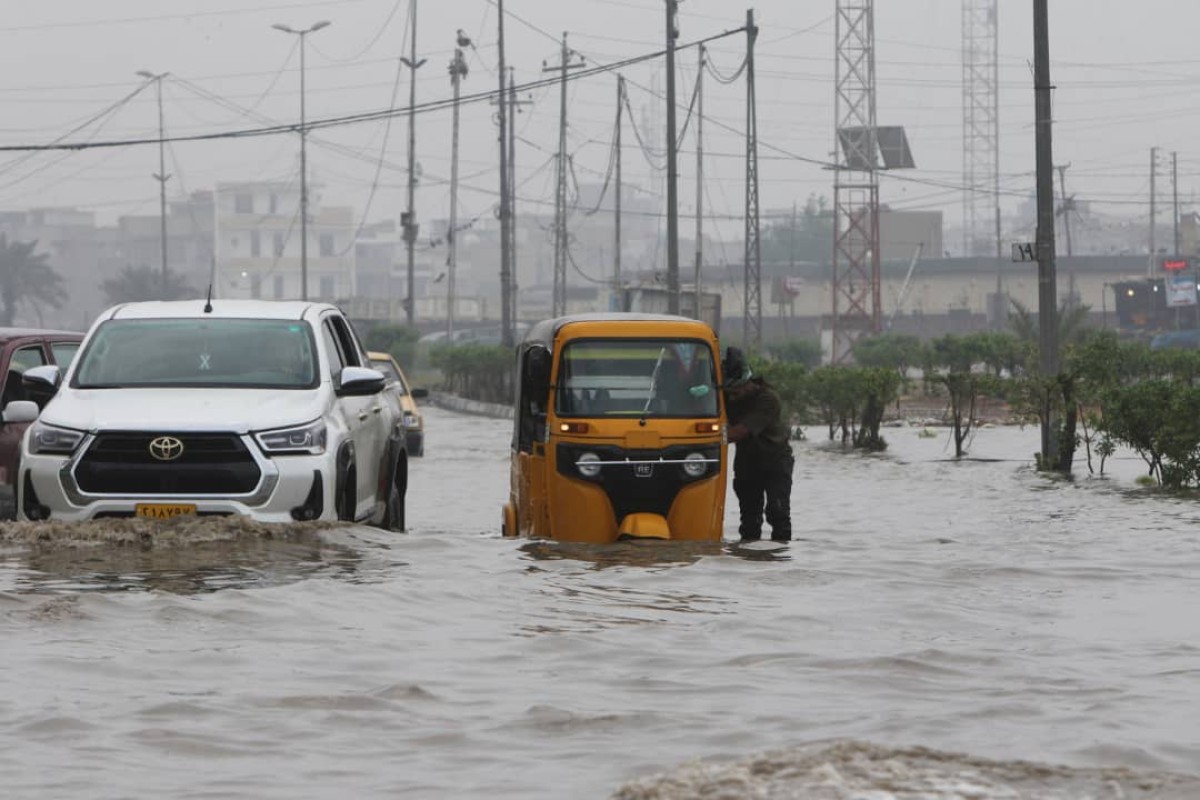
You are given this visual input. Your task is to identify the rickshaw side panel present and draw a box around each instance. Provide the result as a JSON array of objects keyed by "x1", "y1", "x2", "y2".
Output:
[{"x1": 666, "y1": 467, "x2": 727, "y2": 541}]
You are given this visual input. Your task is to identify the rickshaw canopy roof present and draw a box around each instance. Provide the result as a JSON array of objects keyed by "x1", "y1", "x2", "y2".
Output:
[{"x1": 521, "y1": 313, "x2": 718, "y2": 352}]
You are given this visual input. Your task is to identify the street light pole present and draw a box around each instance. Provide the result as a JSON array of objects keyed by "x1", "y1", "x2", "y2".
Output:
[
  {"x1": 273, "y1": 20, "x2": 331, "y2": 301},
  {"x1": 137, "y1": 70, "x2": 170, "y2": 296}
]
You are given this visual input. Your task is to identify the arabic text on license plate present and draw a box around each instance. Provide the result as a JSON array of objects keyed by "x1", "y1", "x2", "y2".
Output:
[{"x1": 135, "y1": 503, "x2": 197, "y2": 519}]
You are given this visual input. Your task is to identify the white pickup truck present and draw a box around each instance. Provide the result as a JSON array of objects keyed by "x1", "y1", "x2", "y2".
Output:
[{"x1": 16, "y1": 299, "x2": 407, "y2": 528}]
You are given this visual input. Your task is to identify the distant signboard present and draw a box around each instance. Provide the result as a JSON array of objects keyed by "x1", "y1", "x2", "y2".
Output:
[
  {"x1": 1011, "y1": 242, "x2": 1037, "y2": 262},
  {"x1": 1163, "y1": 258, "x2": 1190, "y2": 272},
  {"x1": 1166, "y1": 274, "x2": 1198, "y2": 307}
]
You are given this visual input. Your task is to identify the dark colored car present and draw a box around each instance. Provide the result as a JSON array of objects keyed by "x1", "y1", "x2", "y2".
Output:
[{"x1": 0, "y1": 328, "x2": 85, "y2": 518}]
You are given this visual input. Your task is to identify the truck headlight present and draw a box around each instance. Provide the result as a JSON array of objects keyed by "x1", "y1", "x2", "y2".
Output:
[
  {"x1": 682, "y1": 451, "x2": 708, "y2": 477},
  {"x1": 576, "y1": 451, "x2": 602, "y2": 478},
  {"x1": 254, "y1": 420, "x2": 327, "y2": 455},
  {"x1": 28, "y1": 421, "x2": 86, "y2": 455}
]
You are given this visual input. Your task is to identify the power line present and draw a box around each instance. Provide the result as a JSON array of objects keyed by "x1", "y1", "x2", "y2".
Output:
[{"x1": 0, "y1": 29, "x2": 745, "y2": 154}]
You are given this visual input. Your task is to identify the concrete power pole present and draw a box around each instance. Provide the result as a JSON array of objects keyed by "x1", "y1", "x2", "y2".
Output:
[
  {"x1": 1149, "y1": 146, "x2": 1158, "y2": 276},
  {"x1": 497, "y1": 0, "x2": 513, "y2": 346},
  {"x1": 446, "y1": 46, "x2": 469, "y2": 342},
  {"x1": 544, "y1": 34, "x2": 584, "y2": 318},
  {"x1": 401, "y1": 1, "x2": 425, "y2": 326},
  {"x1": 1056, "y1": 163, "x2": 1073, "y2": 257},
  {"x1": 1174, "y1": 150, "x2": 1180, "y2": 256},
  {"x1": 615, "y1": 75, "x2": 625, "y2": 307},
  {"x1": 136, "y1": 70, "x2": 171, "y2": 295},
  {"x1": 744, "y1": 9, "x2": 762, "y2": 347},
  {"x1": 665, "y1": 0, "x2": 681, "y2": 314},
  {"x1": 1033, "y1": 0, "x2": 1060, "y2": 471},
  {"x1": 694, "y1": 45, "x2": 705, "y2": 321}
]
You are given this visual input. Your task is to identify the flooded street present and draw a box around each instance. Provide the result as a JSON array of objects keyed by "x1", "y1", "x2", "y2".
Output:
[{"x1": 4, "y1": 406, "x2": 1200, "y2": 798}]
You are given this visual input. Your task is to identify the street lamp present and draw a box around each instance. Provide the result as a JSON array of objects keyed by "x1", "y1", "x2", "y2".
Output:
[
  {"x1": 136, "y1": 70, "x2": 170, "y2": 296},
  {"x1": 272, "y1": 20, "x2": 331, "y2": 301}
]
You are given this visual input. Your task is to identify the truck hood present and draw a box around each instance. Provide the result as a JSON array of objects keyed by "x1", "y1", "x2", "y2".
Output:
[{"x1": 40, "y1": 387, "x2": 327, "y2": 434}]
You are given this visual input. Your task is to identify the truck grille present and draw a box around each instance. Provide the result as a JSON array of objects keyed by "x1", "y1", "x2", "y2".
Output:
[{"x1": 74, "y1": 433, "x2": 261, "y2": 495}]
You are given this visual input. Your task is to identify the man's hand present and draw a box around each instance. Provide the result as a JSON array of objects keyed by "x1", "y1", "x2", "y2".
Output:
[{"x1": 727, "y1": 423, "x2": 750, "y2": 443}]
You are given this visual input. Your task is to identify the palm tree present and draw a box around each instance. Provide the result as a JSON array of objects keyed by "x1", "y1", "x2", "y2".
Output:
[
  {"x1": 101, "y1": 265, "x2": 196, "y2": 305},
  {"x1": 0, "y1": 234, "x2": 66, "y2": 327}
]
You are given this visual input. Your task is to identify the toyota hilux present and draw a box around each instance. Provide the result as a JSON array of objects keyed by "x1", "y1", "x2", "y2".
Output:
[{"x1": 17, "y1": 299, "x2": 407, "y2": 528}]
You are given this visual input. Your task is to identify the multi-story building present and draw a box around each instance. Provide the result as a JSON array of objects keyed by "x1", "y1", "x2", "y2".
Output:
[{"x1": 212, "y1": 180, "x2": 356, "y2": 302}]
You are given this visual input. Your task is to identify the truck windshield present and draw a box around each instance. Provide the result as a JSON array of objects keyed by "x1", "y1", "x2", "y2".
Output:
[
  {"x1": 73, "y1": 319, "x2": 318, "y2": 389},
  {"x1": 555, "y1": 339, "x2": 718, "y2": 418}
]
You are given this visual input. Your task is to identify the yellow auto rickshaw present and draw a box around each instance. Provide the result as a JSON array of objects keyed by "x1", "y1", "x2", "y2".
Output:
[{"x1": 502, "y1": 313, "x2": 727, "y2": 543}]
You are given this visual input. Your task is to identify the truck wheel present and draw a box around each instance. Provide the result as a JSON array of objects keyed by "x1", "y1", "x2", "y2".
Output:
[
  {"x1": 334, "y1": 446, "x2": 356, "y2": 522},
  {"x1": 382, "y1": 454, "x2": 407, "y2": 532}
]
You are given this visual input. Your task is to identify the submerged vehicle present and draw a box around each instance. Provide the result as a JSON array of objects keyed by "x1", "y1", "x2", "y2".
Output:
[
  {"x1": 17, "y1": 300, "x2": 407, "y2": 527},
  {"x1": 502, "y1": 313, "x2": 727, "y2": 543}
]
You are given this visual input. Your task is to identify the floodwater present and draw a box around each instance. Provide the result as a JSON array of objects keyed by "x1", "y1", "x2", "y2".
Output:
[{"x1": 3, "y1": 407, "x2": 1200, "y2": 799}]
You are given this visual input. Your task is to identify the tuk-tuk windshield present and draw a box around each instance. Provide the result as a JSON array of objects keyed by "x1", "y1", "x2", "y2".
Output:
[{"x1": 555, "y1": 339, "x2": 719, "y2": 418}]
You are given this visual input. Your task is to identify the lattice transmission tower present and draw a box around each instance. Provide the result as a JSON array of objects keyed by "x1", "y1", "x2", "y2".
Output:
[
  {"x1": 832, "y1": 1, "x2": 879, "y2": 364},
  {"x1": 832, "y1": 0, "x2": 913, "y2": 363},
  {"x1": 962, "y1": 0, "x2": 1000, "y2": 259}
]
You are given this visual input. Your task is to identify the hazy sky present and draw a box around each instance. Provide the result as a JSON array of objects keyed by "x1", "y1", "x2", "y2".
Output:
[{"x1": 1, "y1": 1, "x2": 1196, "y2": 250}]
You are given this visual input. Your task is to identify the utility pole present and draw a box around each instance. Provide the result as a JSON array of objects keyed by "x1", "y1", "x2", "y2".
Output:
[
  {"x1": 507, "y1": 67, "x2": 519, "y2": 330},
  {"x1": 1033, "y1": 0, "x2": 1060, "y2": 471},
  {"x1": 1149, "y1": 145, "x2": 1158, "y2": 276},
  {"x1": 744, "y1": 9, "x2": 762, "y2": 347},
  {"x1": 1173, "y1": 150, "x2": 1180, "y2": 256},
  {"x1": 137, "y1": 70, "x2": 170, "y2": 295},
  {"x1": 544, "y1": 34, "x2": 585, "y2": 318},
  {"x1": 1059, "y1": 166, "x2": 1075, "y2": 259},
  {"x1": 272, "y1": 20, "x2": 331, "y2": 301},
  {"x1": 665, "y1": 0, "x2": 681, "y2": 314},
  {"x1": 497, "y1": 0, "x2": 513, "y2": 345},
  {"x1": 615, "y1": 75, "x2": 625, "y2": 308},
  {"x1": 446, "y1": 45, "x2": 469, "y2": 342},
  {"x1": 693, "y1": 44, "x2": 705, "y2": 321},
  {"x1": 400, "y1": 4, "x2": 424, "y2": 324},
  {"x1": 490, "y1": 66, "x2": 531, "y2": 331}
]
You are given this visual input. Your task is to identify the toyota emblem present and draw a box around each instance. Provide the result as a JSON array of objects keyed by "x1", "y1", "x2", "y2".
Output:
[{"x1": 148, "y1": 436, "x2": 185, "y2": 461}]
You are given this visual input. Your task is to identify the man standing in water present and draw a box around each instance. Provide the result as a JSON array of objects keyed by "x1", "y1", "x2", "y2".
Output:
[{"x1": 721, "y1": 347, "x2": 794, "y2": 542}]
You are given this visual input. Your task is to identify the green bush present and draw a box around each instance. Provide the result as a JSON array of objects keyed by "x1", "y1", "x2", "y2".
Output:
[
  {"x1": 430, "y1": 344, "x2": 515, "y2": 405},
  {"x1": 359, "y1": 323, "x2": 422, "y2": 372}
]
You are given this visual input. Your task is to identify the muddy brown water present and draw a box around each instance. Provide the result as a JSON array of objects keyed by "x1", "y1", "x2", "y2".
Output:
[{"x1": 3, "y1": 407, "x2": 1200, "y2": 799}]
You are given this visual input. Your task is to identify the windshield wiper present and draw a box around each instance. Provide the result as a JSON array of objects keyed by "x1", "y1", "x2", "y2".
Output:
[{"x1": 640, "y1": 347, "x2": 667, "y2": 422}]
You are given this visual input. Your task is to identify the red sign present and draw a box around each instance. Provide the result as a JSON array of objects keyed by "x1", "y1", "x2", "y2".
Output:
[{"x1": 1163, "y1": 258, "x2": 1190, "y2": 272}]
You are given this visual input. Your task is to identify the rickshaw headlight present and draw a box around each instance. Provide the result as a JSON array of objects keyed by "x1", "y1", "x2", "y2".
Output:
[
  {"x1": 576, "y1": 451, "x2": 602, "y2": 478},
  {"x1": 683, "y1": 451, "x2": 708, "y2": 477}
]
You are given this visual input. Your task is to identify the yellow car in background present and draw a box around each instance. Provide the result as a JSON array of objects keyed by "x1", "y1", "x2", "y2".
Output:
[{"x1": 368, "y1": 351, "x2": 428, "y2": 457}]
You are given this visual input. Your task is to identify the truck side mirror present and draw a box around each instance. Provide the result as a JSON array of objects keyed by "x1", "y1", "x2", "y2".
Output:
[{"x1": 2, "y1": 400, "x2": 38, "y2": 424}]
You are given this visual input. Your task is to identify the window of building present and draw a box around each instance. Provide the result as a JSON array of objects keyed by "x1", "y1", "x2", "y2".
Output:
[
  {"x1": 234, "y1": 193, "x2": 253, "y2": 214},
  {"x1": 250, "y1": 273, "x2": 262, "y2": 299},
  {"x1": 319, "y1": 233, "x2": 335, "y2": 257},
  {"x1": 274, "y1": 233, "x2": 285, "y2": 257},
  {"x1": 269, "y1": 193, "x2": 278, "y2": 214},
  {"x1": 274, "y1": 275, "x2": 285, "y2": 299},
  {"x1": 319, "y1": 276, "x2": 335, "y2": 300},
  {"x1": 250, "y1": 230, "x2": 261, "y2": 257}
]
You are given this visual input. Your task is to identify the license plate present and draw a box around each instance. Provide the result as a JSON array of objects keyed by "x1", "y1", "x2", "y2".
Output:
[{"x1": 135, "y1": 503, "x2": 197, "y2": 520}]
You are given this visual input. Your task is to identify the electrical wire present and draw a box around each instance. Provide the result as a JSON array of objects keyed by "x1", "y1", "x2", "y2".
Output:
[
  {"x1": 308, "y1": 0, "x2": 406, "y2": 64},
  {"x1": 0, "y1": 28, "x2": 747, "y2": 153}
]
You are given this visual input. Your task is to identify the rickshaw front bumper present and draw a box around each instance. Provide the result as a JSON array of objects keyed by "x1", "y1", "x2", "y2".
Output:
[{"x1": 617, "y1": 512, "x2": 671, "y2": 540}]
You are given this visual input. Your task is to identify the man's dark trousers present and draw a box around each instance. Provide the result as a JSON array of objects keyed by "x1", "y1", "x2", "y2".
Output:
[{"x1": 732, "y1": 451, "x2": 794, "y2": 542}]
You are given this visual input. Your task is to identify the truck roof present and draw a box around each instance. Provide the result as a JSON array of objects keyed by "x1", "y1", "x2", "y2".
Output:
[{"x1": 104, "y1": 299, "x2": 337, "y2": 321}]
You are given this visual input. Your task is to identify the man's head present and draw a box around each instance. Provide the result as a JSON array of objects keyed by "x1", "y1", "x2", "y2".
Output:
[{"x1": 723, "y1": 346, "x2": 752, "y2": 388}]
